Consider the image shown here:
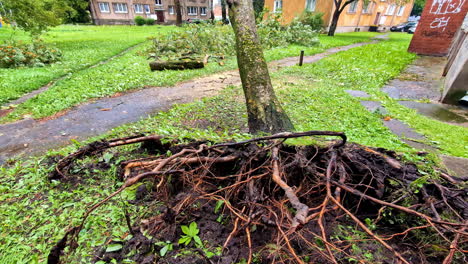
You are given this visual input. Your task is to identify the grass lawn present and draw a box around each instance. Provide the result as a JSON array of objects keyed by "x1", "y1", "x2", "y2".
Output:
[
  {"x1": 1, "y1": 32, "x2": 466, "y2": 263},
  {"x1": 0, "y1": 25, "x2": 175, "y2": 105},
  {"x1": 0, "y1": 30, "x2": 379, "y2": 122}
]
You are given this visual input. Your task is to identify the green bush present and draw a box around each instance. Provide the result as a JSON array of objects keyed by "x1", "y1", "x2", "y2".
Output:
[
  {"x1": 296, "y1": 11, "x2": 324, "y2": 31},
  {"x1": 150, "y1": 24, "x2": 235, "y2": 60},
  {"x1": 257, "y1": 12, "x2": 319, "y2": 48},
  {"x1": 146, "y1": 18, "x2": 155, "y2": 25},
  {"x1": 134, "y1": 16, "x2": 146, "y2": 26},
  {"x1": 0, "y1": 39, "x2": 62, "y2": 68},
  {"x1": 148, "y1": 20, "x2": 318, "y2": 60}
]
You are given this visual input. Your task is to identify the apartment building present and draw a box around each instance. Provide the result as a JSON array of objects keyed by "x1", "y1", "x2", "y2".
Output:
[
  {"x1": 89, "y1": 0, "x2": 212, "y2": 25},
  {"x1": 264, "y1": 0, "x2": 414, "y2": 32}
]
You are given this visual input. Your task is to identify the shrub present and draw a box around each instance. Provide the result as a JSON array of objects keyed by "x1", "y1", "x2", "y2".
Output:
[
  {"x1": 0, "y1": 39, "x2": 62, "y2": 68},
  {"x1": 148, "y1": 19, "x2": 318, "y2": 60},
  {"x1": 150, "y1": 24, "x2": 235, "y2": 60},
  {"x1": 258, "y1": 12, "x2": 319, "y2": 48},
  {"x1": 134, "y1": 16, "x2": 146, "y2": 26},
  {"x1": 286, "y1": 21, "x2": 319, "y2": 46},
  {"x1": 257, "y1": 13, "x2": 289, "y2": 49},
  {"x1": 146, "y1": 18, "x2": 155, "y2": 25},
  {"x1": 297, "y1": 11, "x2": 324, "y2": 31}
]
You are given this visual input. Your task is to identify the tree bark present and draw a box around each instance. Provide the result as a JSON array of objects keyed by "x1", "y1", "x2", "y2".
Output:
[
  {"x1": 328, "y1": 0, "x2": 357, "y2": 36},
  {"x1": 210, "y1": 0, "x2": 215, "y2": 22},
  {"x1": 221, "y1": 0, "x2": 228, "y2": 24},
  {"x1": 328, "y1": 9, "x2": 341, "y2": 36},
  {"x1": 175, "y1": 0, "x2": 182, "y2": 26},
  {"x1": 227, "y1": 0, "x2": 294, "y2": 134}
]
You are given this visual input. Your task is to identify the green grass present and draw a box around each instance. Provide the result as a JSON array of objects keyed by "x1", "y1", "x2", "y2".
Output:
[
  {"x1": 0, "y1": 25, "x2": 175, "y2": 105},
  {"x1": 2, "y1": 32, "x2": 465, "y2": 264},
  {"x1": 1, "y1": 30, "x2": 379, "y2": 122}
]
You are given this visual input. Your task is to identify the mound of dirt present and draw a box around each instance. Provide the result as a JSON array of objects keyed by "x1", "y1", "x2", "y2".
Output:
[{"x1": 48, "y1": 132, "x2": 467, "y2": 264}]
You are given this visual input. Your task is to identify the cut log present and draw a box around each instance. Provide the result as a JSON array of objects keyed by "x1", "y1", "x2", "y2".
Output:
[{"x1": 149, "y1": 60, "x2": 205, "y2": 71}]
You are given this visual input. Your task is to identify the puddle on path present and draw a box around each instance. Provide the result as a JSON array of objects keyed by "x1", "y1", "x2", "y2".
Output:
[{"x1": 398, "y1": 101, "x2": 468, "y2": 126}]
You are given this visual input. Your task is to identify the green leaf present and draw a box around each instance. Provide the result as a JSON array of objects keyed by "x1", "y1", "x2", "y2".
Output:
[
  {"x1": 103, "y1": 152, "x2": 114, "y2": 163},
  {"x1": 181, "y1": 225, "x2": 190, "y2": 235},
  {"x1": 193, "y1": 235, "x2": 202, "y2": 246},
  {"x1": 189, "y1": 222, "x2": 199, "y2": 236},
  {"x1": 160, "y1": 245, "x2": 169, "y2": 256},
  {"x1": 106, "y1": 244, "x2": 123, "y2": 252},
  {"x1": 178, "y1": 236, "x2": 191, "y2": 245},
  {"x1": 214, "y1": 200, "x2": 224, "y2": 214}
]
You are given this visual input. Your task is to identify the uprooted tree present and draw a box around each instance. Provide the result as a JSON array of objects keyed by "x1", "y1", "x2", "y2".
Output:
[
  {"x1": 48, "y1": 132, "x2": 467, "y2": 263},
  {"x1": 227, "y1": 0, "x2": 294, "y2": 134}
]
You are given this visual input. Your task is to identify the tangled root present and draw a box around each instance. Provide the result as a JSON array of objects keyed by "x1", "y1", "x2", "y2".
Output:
[{"x1": 49, "y1": 131, "x2": 467, "y2": 264}]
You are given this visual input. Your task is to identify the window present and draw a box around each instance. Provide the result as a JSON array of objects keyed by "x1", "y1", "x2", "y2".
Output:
[
  {"x1": 396, "y1": 6, "x2": 405, "y2": 16},
  {"x1": 273, "y1": 0, "x2": 282, "y2": 13},
  {"x1": 306, "y1": 0, "x2": 316, "y2": 12},
  {"x1": 113, "y1": 3, "x2": 128, "y2": 13},
  {"x1": 200, "y1": 7, "x2": 207, "y2": 16},
  {"x1": 134, "y1": 4, "x2": 143, "y2": 14},
  {"x1": 168, "y1": 5, "x2": 175, "y2": 15},
  {"x1": 386, "y1": 4, "x2": 396, "y2": 15},
  {"x1": 187, "y1": 6, "x2": 197, "y2": 15},
  {"x1": 98, "y1": 2, "x2": 110, "y2": 13},
  {"x1": 144, "y1": 4, "x2": 151, "y2": 14},
  {"x1": 155, "y1": 0, "x2": 162, "y2": 6},
  {"x1": 348, "y1": 0, "x2": 358, "y2": 13},
  {"x1": 362, "y1": 2, "x2": 372, "y2": 14}
]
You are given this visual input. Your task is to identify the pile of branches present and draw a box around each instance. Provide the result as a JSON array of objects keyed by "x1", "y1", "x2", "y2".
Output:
[{"x1": 48, "y1": 131, "x2": 467, "y2": 264}]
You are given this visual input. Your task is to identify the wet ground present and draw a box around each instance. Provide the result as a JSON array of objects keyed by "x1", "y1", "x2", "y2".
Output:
[
  {"x1": 347, "y1": 56, "x2": 468, "y2": 176},
  {"x1": 382, "y1": 56, "x2": 468, "y2": 126},
  {"x1": 0, "y1": 41, "x2": 375, "y2": 163}
]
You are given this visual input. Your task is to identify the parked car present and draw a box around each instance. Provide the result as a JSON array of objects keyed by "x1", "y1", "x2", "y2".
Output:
[
  {"x1": 408, "y1": 23, "x2": 418, "y2": 34},
  {"x1": 390, "y1": 22, "x2": 417, "y2": 32}
]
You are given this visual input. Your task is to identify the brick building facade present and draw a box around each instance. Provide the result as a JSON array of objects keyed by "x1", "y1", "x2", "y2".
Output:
[
  {"x1": 264, "y1": 0, "x2": 414, "y2": 33},
  {"x1": 408, "y1": 0, "x2": 468, "y2": 56},
  {"x1": 89, "y1": 0, "x2": 212, "y2": 25}
]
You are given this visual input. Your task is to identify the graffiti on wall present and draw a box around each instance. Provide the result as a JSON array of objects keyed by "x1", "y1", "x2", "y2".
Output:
[
  {"x1": 430, "y1": 0, "x2": 465, "y2": 14},
  {"x1": 429, "y1": 0, "x2": 466, "y2": 30}
]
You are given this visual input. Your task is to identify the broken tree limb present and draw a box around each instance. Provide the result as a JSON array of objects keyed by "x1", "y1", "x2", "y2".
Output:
[
  {"x1": 211, "y1": 130, "x2": 347, "y2": 149},
  {"x1": 52, "y1": 135, "x2": 162, "y2": 179},
  {"x1": 149, "y1": 60, "x2": 205, "y2": 71}
]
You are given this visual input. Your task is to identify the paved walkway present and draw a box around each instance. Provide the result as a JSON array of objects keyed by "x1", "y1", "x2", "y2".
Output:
[
  {"x1": 0, "y1": 41, "x2": 377, "y2": 163},
  {"x1": 346, "y1": 56, "x2": 468, "y2": 176}
]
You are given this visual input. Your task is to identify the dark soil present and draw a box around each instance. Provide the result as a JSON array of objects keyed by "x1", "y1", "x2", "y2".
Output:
[{"x1": 49, "y1": 136, "x2": 467, "y2": 264}]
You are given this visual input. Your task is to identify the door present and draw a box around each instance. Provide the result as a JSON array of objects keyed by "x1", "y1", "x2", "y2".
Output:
[
  {"x1": 156, "y1": 10, "x2": 165, "y2": 23},
  {"x1": 374, "y1": 12, "x2": 381, "y2": 25}
]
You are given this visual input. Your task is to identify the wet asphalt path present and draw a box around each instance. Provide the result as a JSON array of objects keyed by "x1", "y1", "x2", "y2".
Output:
[{"x1": 0, "y1": 41, "x2": 377, "y2": 163}]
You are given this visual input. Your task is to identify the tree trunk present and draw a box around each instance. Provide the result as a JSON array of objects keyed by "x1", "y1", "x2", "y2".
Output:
[
  {"x1": 175, "y1": 0, "x2": 182, "y2": 26},
  {"x1": 328, "y1": 9, "x2": 341, "y2": 36},
  {"x1": 221, "y1": 0, "x2": 228, "y2": 24},
  {"x1": 210, "y1": 0, "x2": 215, "y2": 22},
  {"x1": 227, "y1": 0, "x2": 294, "y2": 134},
  {"x1": 149, "y1": 60, "x2": 205, "y2": 71}
]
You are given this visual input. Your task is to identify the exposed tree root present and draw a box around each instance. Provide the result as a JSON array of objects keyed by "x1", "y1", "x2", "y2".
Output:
[{"x1": 48, "y1": 131, "x2": 467, "y2": 264}]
